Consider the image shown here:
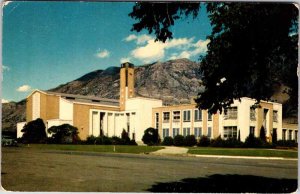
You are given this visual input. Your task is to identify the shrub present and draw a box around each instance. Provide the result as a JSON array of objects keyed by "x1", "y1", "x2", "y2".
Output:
[
  {"x1": 210, "y1": 136, "x2": 224, "y2": 147},
  {"x1": 86, "y1": 135, "x2": 97, "y2": 144},
  {"x1": 259, "y1": 126, "x2": 266, "y2": 142},
  {"x1": 272, "y1": 130, "x2": 278, "y2": 144},
  {"x1": 173, "y1": 135, "x2": 185, "y2": 146},
  {"x1": 142, "y1": 127, "x2": 161, "y2": 146},
  {"x1": 244, "y1": 134, "x2": 263, "y2": 148},
  {"x1": 184, "y1": 135, "x2": 197, "y2": 147},
  {"x1": 101, "y1": 136, "x2": 112, "y2": 145},
  {"x1": 128, "y1": 139, "x2": 138, "y2": 145},
  {"x1": 276, "y1": 140, "x2": 298, "y2": 147},
  {"x1": 223, "y1": 137, "x2": 243, "y2": 148},
  {"x1": 47, "y1": 124, "x2": 79, "y2": 144},
  {"x1": 162, "y1": 136, "x2": 174, "y2": 146},
  {"x1": 111, "y1": 136, "x2": 123, "y2": 145},
  {"x1": 121, "y1": 129, "x2": 131, "y2": 144},
  {"x1": 21, "y1": 118, "x2": 47, "y2": 143},
  {"x1": 198, "y1": 135, "x2": 210, "y2": 147}
]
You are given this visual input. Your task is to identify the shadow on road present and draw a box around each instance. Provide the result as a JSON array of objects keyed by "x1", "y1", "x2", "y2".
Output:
[{"x1": 147, "y1": 174, "x2": 297, "y2": 193}]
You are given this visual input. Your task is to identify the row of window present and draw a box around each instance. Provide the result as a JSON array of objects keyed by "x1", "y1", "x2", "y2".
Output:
[
  {"x1": 224, "y1": 107, "x2": 278, "y2": 122},
  {"x1": 282, "y1": 129, "x2": 298, "y2": 141},
  {"x1": 160, "y1": 110, "x2": 213, "y2": 123},
  {"x1": 162, "y1": 127, "x2": 212, "y2": 138}
]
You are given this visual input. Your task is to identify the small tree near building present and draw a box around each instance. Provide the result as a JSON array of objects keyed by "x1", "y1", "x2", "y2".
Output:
[
  {"x1": 21, "y1": 118, "x2": 47, "y2": 143},
  {"x1": 272, "y1": 129, "x2": 277, "y2": 144},
  {"x1": 142, "y1": 127, "x2": 161, "y2": 146},
  {"x1": 48, "y1": 124, "x2": 79, "y2": 144},
  {"x1": 259, "y1": 126, "x2": 266, "y2": 142}
]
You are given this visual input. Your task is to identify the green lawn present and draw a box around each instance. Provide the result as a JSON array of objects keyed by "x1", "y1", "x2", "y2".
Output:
[
  {"x1": 21, "y1": 144, "x2": 163, "y2": 154},
  {"x1": 188, "y1": 147, "x2": 298, "y2": 158}
]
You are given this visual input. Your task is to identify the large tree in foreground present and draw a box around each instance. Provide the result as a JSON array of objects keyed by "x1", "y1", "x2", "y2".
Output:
[
  {"x1": 21, "y1": 118, "x2": 47, "y2": 143},
  {"x1": 129, "y1": 2, "x2": 298, "y2": 115}
]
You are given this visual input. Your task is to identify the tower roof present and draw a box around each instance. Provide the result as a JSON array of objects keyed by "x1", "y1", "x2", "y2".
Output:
[{"x1": 121, "y1": 62, "x2": 134, "y2": 68}]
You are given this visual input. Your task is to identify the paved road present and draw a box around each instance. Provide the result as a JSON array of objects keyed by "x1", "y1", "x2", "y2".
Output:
[{"x1": 1, "y1": 147, "x2": 298, "y2": 192}]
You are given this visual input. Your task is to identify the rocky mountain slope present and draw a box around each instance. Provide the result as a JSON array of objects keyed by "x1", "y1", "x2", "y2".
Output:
[{"x1": 2, "y1": 58, "x2": 204, "y2": 132}]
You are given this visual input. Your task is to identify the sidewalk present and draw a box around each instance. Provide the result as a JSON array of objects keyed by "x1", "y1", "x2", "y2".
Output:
[{"x1": 151, "y1": 146, "x2": 188, "y2": 155}]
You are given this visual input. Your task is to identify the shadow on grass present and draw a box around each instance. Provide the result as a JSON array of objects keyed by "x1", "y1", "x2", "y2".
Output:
[{"x1": 147, "y1": 174, "x2": 297, "y2": 193}]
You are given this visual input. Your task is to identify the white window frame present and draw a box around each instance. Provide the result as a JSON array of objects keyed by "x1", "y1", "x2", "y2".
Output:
[{"x1": 183, "y1": 110, "x2": 191, "y2": 122}]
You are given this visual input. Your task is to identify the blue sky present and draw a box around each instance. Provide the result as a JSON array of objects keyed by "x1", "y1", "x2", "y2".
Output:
[{"x1": 2, "y1": 1, "x2": 211, "y2": 102}]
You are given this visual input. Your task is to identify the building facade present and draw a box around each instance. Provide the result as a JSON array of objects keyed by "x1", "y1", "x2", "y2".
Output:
[{"x1": 17, "y1": 62, "x2": 298, "y2": 143}]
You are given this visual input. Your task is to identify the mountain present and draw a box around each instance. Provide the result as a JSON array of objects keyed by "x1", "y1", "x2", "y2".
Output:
[{"x1": 2, "y1": 58, "x2": 204, "y2": 133}]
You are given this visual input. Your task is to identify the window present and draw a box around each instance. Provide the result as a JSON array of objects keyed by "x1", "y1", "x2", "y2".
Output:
[
  {"x1": 288, "y1": 130, "x2": 292, "y2": 140},
  {"x1": 282, "y1": 129, "x2": 286, "y2": 140},
  {"x1": 163, "y1": 112, "x2": 170, "y2": 122},
  {"x1": 183, "y1": 110, "x2": 191, "y2": 122},
  {"x1": 295, "y1": 131, "x2": 298, "y2": 142},
  {"x1": 250, "y1": 107, "x2": 256, "y2": 121},
  {"x1": 173, "y1": 111, "x2": 180, "y2": 122},
  {"x1": 194, "y1": 127, "x2": 202, "y2": 137},
  {"x1": 208, "y1": 113, "x2": 212, "y2": 121},
  {"x1": 183, "y1": 128, "x2": 190, "y2": 137},
  {"x1": 131, "y1": 112, "x2": 136, "y2": 115},
  {"x1": 172, "y1": 128, "x2": 179, "y2": 137},
  {"x1": 224, "y1": 107, "x2": 237, "y2": 119},
  {"x1": 223, "y1": 126, "x2": 238, "y2": 139},
  {"x1": 273, "y1": 111, "x2": 278, "y2": 122},
  {"x1": 249, "y1": 126, "x2": 255, "y2": 135},
  {"x1": 194, "y1": 109, "x2": 202, "y2": 121},
  {"x1": 155, "y1": 113, "x2": 159, "y2": 129},
  {"x1": 207, "y1": 127, "x2": 212, "y2": 138},
  {"x1": 163, "y1": 128, "x2": 169, "y2": 138}
]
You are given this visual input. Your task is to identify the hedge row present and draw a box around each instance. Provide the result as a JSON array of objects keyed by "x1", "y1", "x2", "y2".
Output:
[{"x1": 161, "y1": 135, "x2": 298, "y2": 148}]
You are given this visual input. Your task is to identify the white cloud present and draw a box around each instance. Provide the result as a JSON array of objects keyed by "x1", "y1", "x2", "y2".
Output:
[
  {"x1": 124, "y1": 34, "x2": 152, "y2": 45},
  {"x1": 124, "y1": 34, "x2": 137, "y2": 42},
  {"x1": 125, "y1": 34, "x2": 210, "y2": 63},
  {"x1": 16, "y1": 85, "x2": 31, "y2": 92},
  {"x1": 120, "y1": 57, "x2": 131, "y2": 64},
  {"x1": 2, "y1": 99, "x2": 10, "y2": 103},
  {"x1": 131, "y1": 39, "x2": 166, "y2": 63},
  {"x1": 95, "y1": 49, "x2": 110, "y2": 58},
  {"x1": 2, "y1": 65, "x2": 10, "y2": 71}
]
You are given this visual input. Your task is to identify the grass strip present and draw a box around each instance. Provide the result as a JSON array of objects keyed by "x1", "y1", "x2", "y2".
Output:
[
  {"x1": 22, "y1": 144, "x2": 163, "y2": 154},
  {"x1": 188, "y1": 147, "x2": 298, "y2": 158}
]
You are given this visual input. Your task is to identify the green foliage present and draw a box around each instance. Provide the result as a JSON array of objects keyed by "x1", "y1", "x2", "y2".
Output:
[
  {"x1": 184, "y1": 135, "x2": 197, "y2": 147},
  {"x1": 21, "y1": 118, "x2": 47, "y2": 143},
  {"x1": 244, "y1": 134, "x2": 264, "y2": 148},
  {"x1": 272, "y1": 130, "x2": 278, "y2": 144},
  {"x1": 259, "y1": 126, "x2": 266, "y2": 142},
  {"x1": 121, "y1": 129, "x2": 131, "y2": 144},
  {"x1": 142, "y1": 127, "x2": 161, "y2": 146},
  {"x1": 173, "y1": 135, "x2": 185, "y2": 146},
  {"x1": 276, "y1": 140, "x2": 297, "y2": 147},
  {"x1": 86, "y1": 135, "x2": 97, "y2": 144},
  {"x1": 129, "y1": 3, "x2": 298, "y2": 114},
  {"x1": 162, "y1": 136, "x2": 174, "y2": 146},
  {"x1": 238, "y1": 130, "x2": 241, "y2": 142},
  {"x1": 47, "y1": 124, "x2": 79, "y2": 144},
  {"x1": 210, "y1": 136, "x2": 224, "y2": 147},
  {"x1": 197, "y1": 135, "x2": 210, "y2": 147}
]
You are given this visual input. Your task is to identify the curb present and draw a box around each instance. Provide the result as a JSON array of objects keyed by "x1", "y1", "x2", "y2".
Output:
[{"x1": 188, "y1": 154, "x2": 298, "y2": 161}]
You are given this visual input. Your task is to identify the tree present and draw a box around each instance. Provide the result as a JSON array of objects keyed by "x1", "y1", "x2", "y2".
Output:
[
  {"x1": 142, "y1": 127, "x2": 161, "y2": 145},
  {"x1": 238, "y1": 130, "x2": 241, "y2": 142},
  {"x1": 121, "y1": 129, "x2": 130, "y2": 144},
  {"x1": 259, "y1": 126, "x2": 266, "y2": 142},
  {"x1": 21, "y1": 118, "x2": 47, "y2": 143},
  {"x1": 47, "y1": 124, "x2": 79, "y2": 144},
  {"x1": 272, "y1": 129, "x2": 277, "y2": 144},
  {"x1": 129, "y1": 3, "x2": 298, "y2": 114}
]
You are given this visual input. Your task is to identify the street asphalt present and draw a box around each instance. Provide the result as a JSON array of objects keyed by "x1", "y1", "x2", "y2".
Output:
[{"x1": 1, "y1": 147, "x2": 298, "y2": 192}]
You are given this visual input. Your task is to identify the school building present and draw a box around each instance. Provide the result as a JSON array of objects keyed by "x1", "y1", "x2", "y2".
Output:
[{"x1": 17, "y1": 62, "x2": 298, "y2": 143}]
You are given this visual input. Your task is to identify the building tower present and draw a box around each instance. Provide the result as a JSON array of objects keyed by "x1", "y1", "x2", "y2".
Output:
[{"x1": 120, "y1": 62, "x2": 135, "y2": 111}]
